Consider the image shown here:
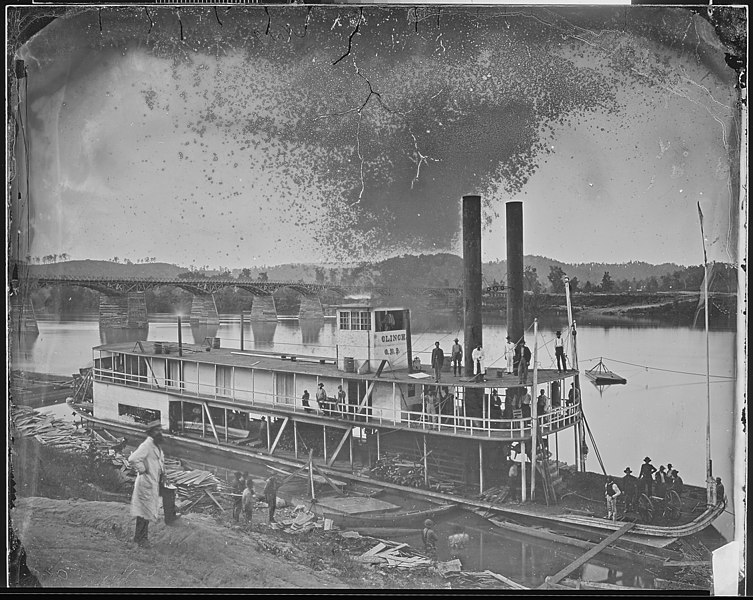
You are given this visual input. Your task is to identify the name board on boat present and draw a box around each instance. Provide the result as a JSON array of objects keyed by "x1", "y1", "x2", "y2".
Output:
[{"x1": 374, "y1": 330, "x2": 407, "y2": 358}]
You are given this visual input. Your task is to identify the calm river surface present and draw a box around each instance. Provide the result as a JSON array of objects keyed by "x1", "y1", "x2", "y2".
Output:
[{"x1": 11, "y1": 311, "x2": 737, "y2": 584}]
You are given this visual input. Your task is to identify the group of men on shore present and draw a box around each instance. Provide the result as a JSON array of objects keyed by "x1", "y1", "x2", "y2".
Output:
[
  {"x1": 604, "y1": 456, "x2": 725, "y2": 521},
  {"x1": 231, "y1": 471, "x2": 280, "y2": 526}
]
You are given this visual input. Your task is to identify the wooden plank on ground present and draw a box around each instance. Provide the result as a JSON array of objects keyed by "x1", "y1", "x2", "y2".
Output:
[
  {"x1": 484, "y1": 570, "x2": 529, "y2": 589},
  {"x1": 540, "y1": 522, "x2": 634, "y2": 589},
  {"x1": 204, "y1": 489, "x2": 224, "y2": 511}
]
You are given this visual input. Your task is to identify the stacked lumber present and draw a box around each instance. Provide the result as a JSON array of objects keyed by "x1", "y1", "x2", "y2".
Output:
[
  {"x1": 356, "y1": 541, "x2": 433, "y2": 569},
  {"x1": 12, "y1": 405, "x2": 92, "y2": 451},
  {"x1": 163, "y1": 466, "x2": 230, "y2": 513},
  {"x1": 441, "y1": 570, "x2": 528, "y2": 589},
  {"x1": 478, "y1": 485, "x2": 510, "y2": 504},
  {"x1": 277, "y1": 510, "x2": 327, "y2": 533},
  {"x1": 370, "y1": 455, "x2": 426, "y2": 488}
]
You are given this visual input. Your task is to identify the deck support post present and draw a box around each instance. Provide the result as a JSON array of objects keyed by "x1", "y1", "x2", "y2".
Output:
[
  {"x1": 269, "y1": 417, "x2": 289, "y2": 455},
  {"x1": 202, "y1": 404, "x2": 206, "y2": 438},
  {"x1": 266, "y1": 416, "x2": 271, "y2": 452},
  {"x1": 521, "y1": 447, "x2": 527, "y2": 502},
  {"x1": 293, "y1": 421, "x2": 298, "y2": 459},
  {"x1": 202, "y1": 402, "x2": 220, "y2": 445},
  {"x1": 224, "y1": 408, "x2": 228, "y2": 443},
  {"x1": 323, "y1": 426, "x2": 327, "y2": 463},
  {"x1": 327, "y1": 427, "x2": 351, "y2": 467},
  {"x1": 479, "y1": 441, "x2": 484, "y2": 494},
  {"x1": 349, "y1": 433, "x2": 354, "y2": 472},
  {"x1": 180, "y1": 401, "x2": 184, "y2": 434},
  {"x1": 574, "y1": 422, "x2": 579, "y2": 473},
  {"x1": 423, "y1": 435, "x2": 429, "y2": 488},
  {"x1": 308, "y1": 449, "x2": 316, "y2": 501},
  {"x1": 376, "y1": 429, "x2": 381, "y2": 460}
]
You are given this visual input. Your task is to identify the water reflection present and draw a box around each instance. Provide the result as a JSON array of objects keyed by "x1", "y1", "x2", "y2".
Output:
[
  {"x1": 250, "y1": 321, "x2": 277, "y2": 347},
  {"x1": 9, "y1": 331, "x2": 39, "y2": 366},
  {"x1": 299, "y1": 319, "x2": 323, "y2": 345},
  {"x1": 190, "y1": 323, "x2": 219, "y2": 345},
  {"x1": 99, "y1": 326, "x2": 149, "y2": 345}
]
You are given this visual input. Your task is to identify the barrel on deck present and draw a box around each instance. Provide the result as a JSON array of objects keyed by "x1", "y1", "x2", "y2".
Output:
[
  {"x1": 212, "y1": 337, "x2": 221, "y2": 349},
  {"x1": 343, "y1": 357, "x2": 355, "y2": 373}
]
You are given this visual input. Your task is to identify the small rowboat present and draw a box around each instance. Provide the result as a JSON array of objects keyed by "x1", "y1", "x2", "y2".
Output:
[{"x1": 320, "y1": 503, "x2": 458, "y2": 529}]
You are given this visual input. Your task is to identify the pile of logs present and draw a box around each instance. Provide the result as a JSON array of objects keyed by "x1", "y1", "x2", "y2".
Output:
[
  {"x1": 370, "y1": 455, "x2": 426, "y2": 488},
  {"x1": 441, "y1": 570, "x2": 528, "y2": 589},
  {"x1": 478, "y1": 485, "x2": 510, "y2": 504},
  {"x1": 357, "y1": 541, "x2": 433, "y2": 569}
]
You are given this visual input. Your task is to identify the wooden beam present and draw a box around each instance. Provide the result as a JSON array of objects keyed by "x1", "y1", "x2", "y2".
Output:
[
  {"x1": 327, "y1": 427, "x2": 352, "y2": 467},
  {"x1": 202, "y1": 402, "x2": 220, "y2": 444},
  {"x1": 540, "y1": 523, "x2": 634, "y2": 588},
  {"x1": 269, "y1": 417, "x2": 289, "y2": 455},
  {"x1": 293, "y1": 421, "x2": 298, "y2": 459}
]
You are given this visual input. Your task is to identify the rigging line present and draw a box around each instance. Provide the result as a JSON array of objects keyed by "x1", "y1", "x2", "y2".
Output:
[
  {"x1": 581, "y1": 410, "x2": 607, "y2": 476},
  {"x1": 590, "y1": 357, "x2": 735, "y2": 380}
]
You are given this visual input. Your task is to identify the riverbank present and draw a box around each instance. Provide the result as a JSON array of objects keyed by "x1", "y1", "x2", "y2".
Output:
[{"x1": 9, "y1": 435, "x2": 446, "y2": 589}]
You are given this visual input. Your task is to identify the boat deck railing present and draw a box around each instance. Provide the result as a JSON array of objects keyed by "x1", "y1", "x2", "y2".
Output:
[{"x1": 93, "y1": 367, "x2": 582, "y2": 440}]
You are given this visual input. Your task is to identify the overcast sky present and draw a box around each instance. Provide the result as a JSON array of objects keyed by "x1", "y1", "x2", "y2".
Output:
[{"x1": 13, "y1": 5, "x2": 741, "y2": 269}]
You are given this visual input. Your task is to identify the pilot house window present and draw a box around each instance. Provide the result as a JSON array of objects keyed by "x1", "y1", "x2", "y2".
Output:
[{"x1": 339, "y1": 311, "x2": 371, "y2": 331}]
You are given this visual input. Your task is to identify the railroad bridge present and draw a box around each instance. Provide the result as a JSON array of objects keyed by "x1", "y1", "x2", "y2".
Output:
[{"x1": 22, "y1": 276, "x2": 477, "y2": 329}]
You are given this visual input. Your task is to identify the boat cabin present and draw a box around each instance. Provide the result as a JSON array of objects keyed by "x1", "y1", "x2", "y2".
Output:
[{"x1": 90, "y1": 304, "x2": 584, "y2": 495}]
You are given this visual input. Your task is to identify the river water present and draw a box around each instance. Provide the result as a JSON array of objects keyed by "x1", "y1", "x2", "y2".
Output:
[{"x1": 11, "y1": 311, "x2": 737, "y2": 586}]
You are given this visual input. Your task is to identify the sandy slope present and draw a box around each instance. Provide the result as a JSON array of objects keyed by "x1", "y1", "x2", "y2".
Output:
[{"x1": 11, "y1": 497, "x2": 349, "y2": 589}]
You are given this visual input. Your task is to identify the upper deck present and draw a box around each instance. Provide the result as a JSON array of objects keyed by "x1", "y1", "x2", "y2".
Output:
[{"x1": 92, "y1": 339, "x2": 583, "y2": 442}]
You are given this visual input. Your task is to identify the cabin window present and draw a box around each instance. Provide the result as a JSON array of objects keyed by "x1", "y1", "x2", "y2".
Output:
[
  {"x1": 166, "y1": 359, "x2": 183, "y2": 389},
  {"x1": 274, "y1": 372, "x2": 295, "y2": 405},
  {"x1": 339, "y1": 311, "x2": 371, "y2": 331},
  {"x1": 407, "y1": 384, "x2": 416, "y2": 398},
  {"x1": 125, "y1": 355, "x2": 148, "y2": 383},
  {"x1": 376, "y1": 310, "x2": 404, "y2": 332},
  {"x1": 118, "y1": 404, "x2": 160, "y2": 425},
  {"x1": 216, "y1": 366, "x2": 232, "y2": 397}
]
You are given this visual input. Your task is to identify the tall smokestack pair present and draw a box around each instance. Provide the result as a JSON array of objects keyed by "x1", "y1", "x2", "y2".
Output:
[{"x1": 462, "y1": 196, "x2": 524, "y2": 376}]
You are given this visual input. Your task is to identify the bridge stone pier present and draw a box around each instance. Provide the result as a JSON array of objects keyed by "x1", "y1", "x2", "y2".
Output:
[
  {"x1": 298, "y1": 296, "x2": 325, "y2": 320},
  {"x1": 189, "y1": 294, "x2": 220, "y2": 327},
  {"x1": 99, "y1": 292, "x2": 148, "y2": 328},
  {"x1": 250, "y1": 296, "x2": 278, "y2": 321},
  {"x1": 9, "y1": 294, "x2": 39, "y2": 335}
]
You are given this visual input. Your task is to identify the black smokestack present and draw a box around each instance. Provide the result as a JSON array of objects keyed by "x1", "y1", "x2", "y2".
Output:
[
  {"x1": 462, "y1": 195, "x2": 482, "y2": 377},
  {"x1": 506, "y1": 201, "x2": 524, "y2": 343}
]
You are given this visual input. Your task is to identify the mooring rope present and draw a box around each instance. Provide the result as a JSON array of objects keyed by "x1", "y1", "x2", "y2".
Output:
[
  {"x1": 581, "y1": 409, "x2": 607, "y2": 476},
  {"x1": 579, "y1": 356, "x2": 734, "y2": 380}
]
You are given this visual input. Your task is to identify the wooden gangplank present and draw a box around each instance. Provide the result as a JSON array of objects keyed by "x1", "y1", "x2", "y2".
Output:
[{"x1": 540, "y1": 522, "x2": 634, "y2": 589}]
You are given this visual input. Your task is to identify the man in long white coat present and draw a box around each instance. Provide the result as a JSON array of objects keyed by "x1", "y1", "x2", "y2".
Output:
[
  {"x1": 471, "y1": 345, "x2": 486, "y2": 380},
  {"x1": 129, "y1": 420, "x2": 166, "y2": 547}
]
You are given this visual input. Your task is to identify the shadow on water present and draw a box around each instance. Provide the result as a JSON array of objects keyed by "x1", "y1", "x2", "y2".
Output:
[
  {"x1": 250, "y1": 321, "x2": 277, "y2": 347},
  {"x1": 190, "y1": 323, "x2": 219, "y2": 345},
  {"x1": 299, "y1": 319, "x2": 323, "y2": 345},
  {"x1": 99, "y1": 326, "x2": 149, "y2": 345}
]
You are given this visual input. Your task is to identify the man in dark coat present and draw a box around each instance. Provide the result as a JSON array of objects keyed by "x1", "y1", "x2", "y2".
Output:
[
  {"x1": 264, "y1": 475, "x2": 280, "y2": 523},
  {"x1": 516, "y1": 340, "x2": 532, "y2": 384},
  {"x1": 621, "y1": 467, "x2": 638, "y2": 512},
  {"x1": 431, "y1": 342, "x2": 445, "y2": 383},
  {"x1": 638, "y1": 457, "x2": 657, "y2": 497}
]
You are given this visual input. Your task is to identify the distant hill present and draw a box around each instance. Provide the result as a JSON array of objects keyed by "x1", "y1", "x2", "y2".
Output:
[
  {"x1": 24, "y1": 255, "x2": 696, "y2": 289},
  {"x1": 27, "y1": 260, "x2": 185, "y2": 279}
]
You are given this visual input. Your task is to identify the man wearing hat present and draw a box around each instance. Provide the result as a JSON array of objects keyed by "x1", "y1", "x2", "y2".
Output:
[
  {"x1": 128, "y1": 419, "x2": 167, "y2": 547},
  {"x1": 638, "y1": 457, "x2": 657, "y2": 497},
  {"x1": 315, "y1": 382, "x2": 328, "y2": 415},
  {"x1": 621, "y1": 467, "x2": 638, "y2": 512},
  {"x1": 554, "y1": 330, "x2": 566, "y2": 372},
  {"x1": 516, "y1": 340, "x2": 531, "y2": 385},
  {"x1": 450, "y1": 338, "x2": 463, "y2": 377}
]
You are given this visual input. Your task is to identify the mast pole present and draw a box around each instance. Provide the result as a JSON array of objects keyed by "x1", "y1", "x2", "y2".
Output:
[
  {"x1": 698, "y1": 203, "x2": 713, "y2": 503},
  {"x1": 531, "y1": 318, "x2": 539, "y2": 502}
]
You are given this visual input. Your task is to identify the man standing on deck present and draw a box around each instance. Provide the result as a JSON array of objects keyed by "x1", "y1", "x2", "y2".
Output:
[
  {"x1": 622, "y1": 467, "x2": 638, "y2": 512},
  {"x1": 504, "y1": 336, "x2": 515, "y2": 374},
  {"x1": 554, "y1": 331, "x2": 566, "y2": 372},
  {"x1": 431, "y1": 342, "x2": 445, "y2": 383},
  {"x1": 715, "y1": 477, "x2": 726, "y2": 505},
  {"x1": 450, "y1": 338, "x2": 463, "y2": 377},
  {"x1": 471, "y1": 345, "x2": 486, "y2": 380},
  {"x1": 605, "y1": 477, "x2": 622, "y2": 521},
  {"x1": 336, "y1": 385, "x2": 347, "y2": 419},
  {"x1": 128, "y1": 420, "x2": 166, "y2": 548},
  {"x1": 638, "y1": 457, "x2": 657, "y2": 497},
  {"x1": 517, "y1": 340, "x2": 531, "y2": 384},
  {"x1": 264, "y1": 474, "x2": 280, "y2": 523},
  {"x1": 315, "y1": 383, "x2": 328, "y2": 415}
]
